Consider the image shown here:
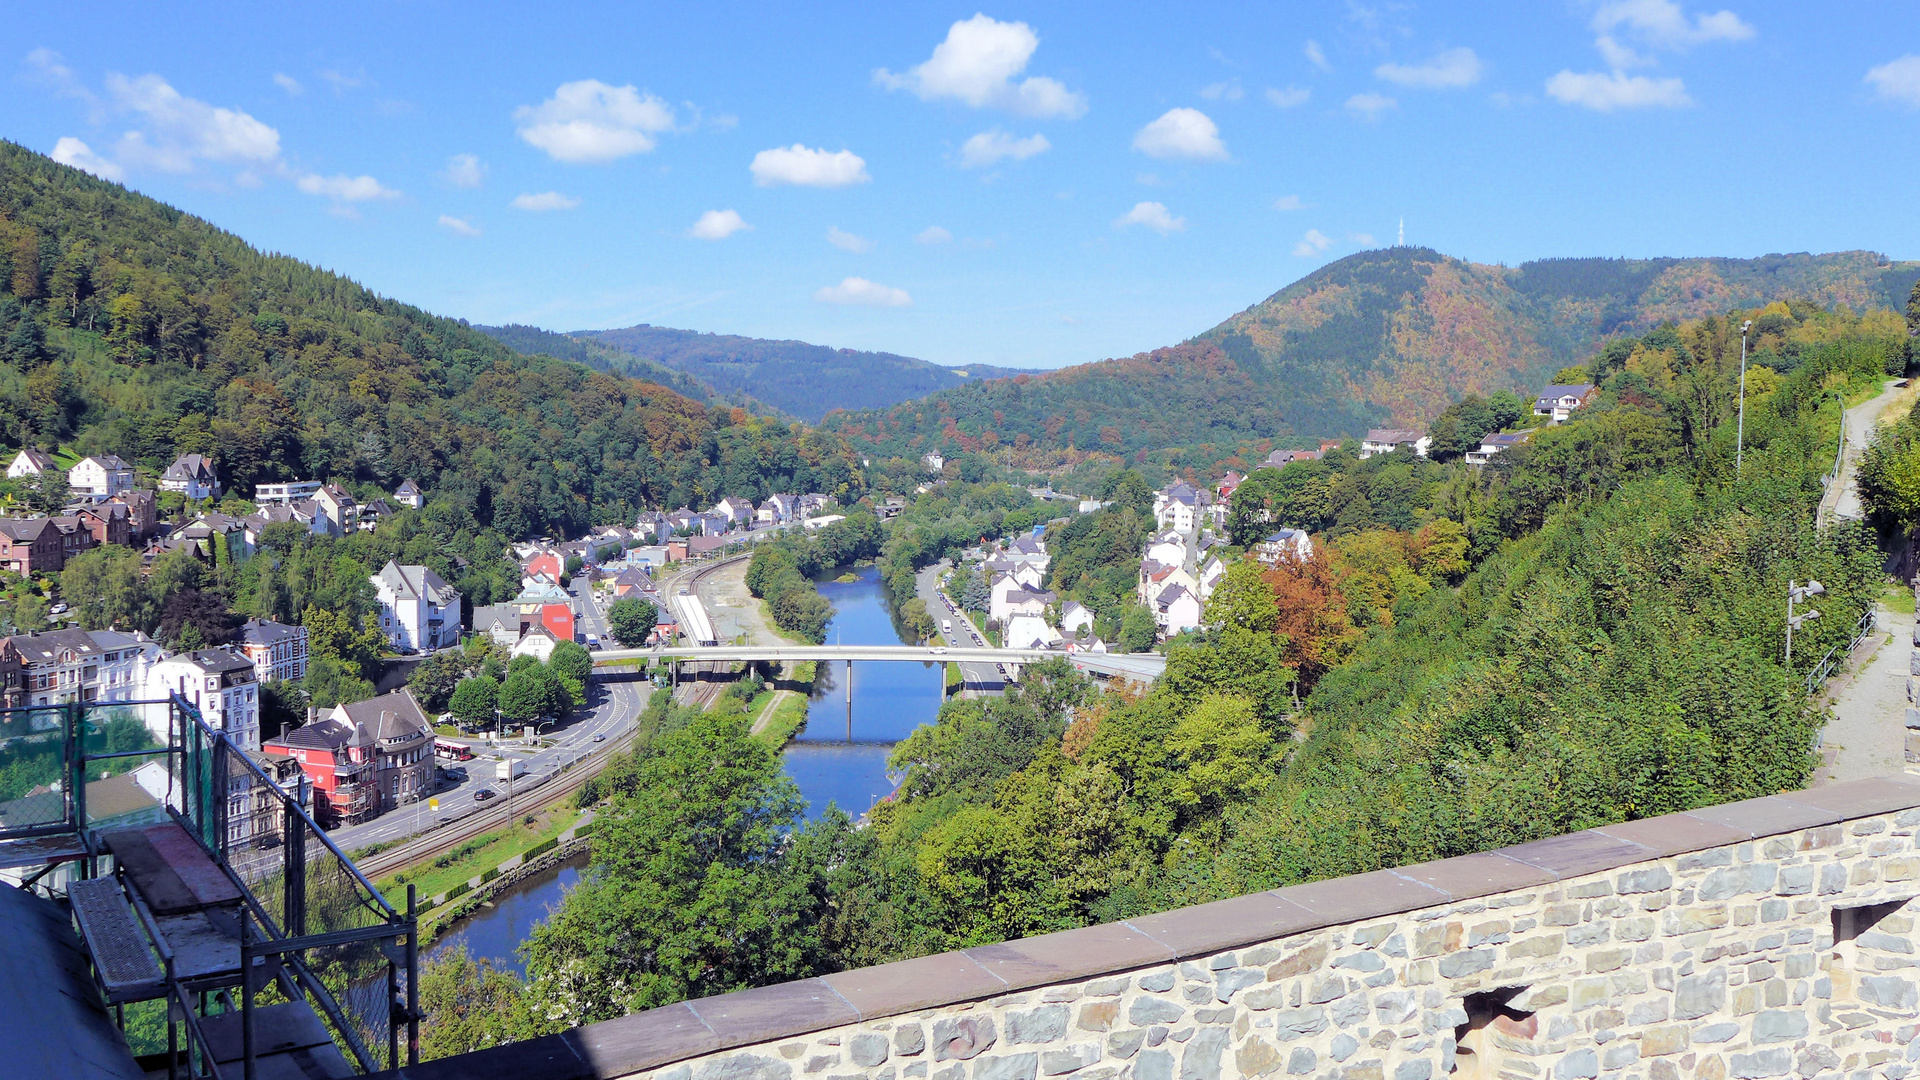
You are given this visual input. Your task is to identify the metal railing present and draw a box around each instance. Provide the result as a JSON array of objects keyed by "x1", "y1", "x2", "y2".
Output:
[
  {"x1": 1806, "y1": 608, "x2": 1879, "y2": 695},
  {"x1": 0, "y1": 694, "x2": 418, "y2": 1077}
]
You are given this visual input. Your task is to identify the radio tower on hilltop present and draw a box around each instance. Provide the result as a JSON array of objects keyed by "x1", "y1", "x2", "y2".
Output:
[{"x1": 1398, "y1": 218, "x2": 1404, "y2": 246}]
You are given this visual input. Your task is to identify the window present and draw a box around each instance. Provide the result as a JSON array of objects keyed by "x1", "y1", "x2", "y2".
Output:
[
  {"x1": 1831, "y1": 900, "x2": 1911, "y2": 1004},
  {"x1": 1451, "y1": 988, "x2": 1535, "y2": 1078}
]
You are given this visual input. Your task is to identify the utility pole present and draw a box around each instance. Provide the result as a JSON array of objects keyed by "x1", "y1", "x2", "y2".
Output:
[
  {"x1": 1736, "y1": 319, "x2": 1752, "y2": 476},
  {"x1": 1786, "y1": 579, "x2": 1823, "y2": 668}
]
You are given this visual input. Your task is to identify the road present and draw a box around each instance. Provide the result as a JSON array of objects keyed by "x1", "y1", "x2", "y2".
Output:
[
  {"x1": 595, "y1": 641, "x2": 1167, "y2": 680},
  {"x1": 327, "y1": 579, "x2": 648, "y2": 852},
  {"x1": 917, "y1": 561, "x2": 1007, "y2": 693},
  {"x1": 1824, "y1": 379, "x2": 1906, "y2": 525}
]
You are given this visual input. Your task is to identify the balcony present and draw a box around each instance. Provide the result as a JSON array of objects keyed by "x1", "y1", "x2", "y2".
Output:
[{"x1": 0, "y1": 698, "x2": 419, "y2": 1077}]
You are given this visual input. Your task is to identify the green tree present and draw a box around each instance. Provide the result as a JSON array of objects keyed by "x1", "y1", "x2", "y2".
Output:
[
  {"x1": 61, "y1": 547, "x2": 152, "y2": 632},
  {"x1": 417, "y1": 946, "x2": 540, "y2": 1061},
  {"x1": 497, "y1": 669, "x2": 547, "y2": 724},
  {"x1": 409, "y1": 649, "x2": 471, "y2": 713},
  {"x1": 607, "y1": 597, "x2": 657, "y2": 647},
  {"x1": 523, "y1": 711, "x2": 827, "y2": 1022},
  {"x1": 1117, "y1": 604, "x2": 1158, "y2": 653},
  {"x1": 448, "y1": 675, "x2": 500, "y2": 729},
  {"x1": 547, "y1": 640, "x2": 594, "y2": 701}
]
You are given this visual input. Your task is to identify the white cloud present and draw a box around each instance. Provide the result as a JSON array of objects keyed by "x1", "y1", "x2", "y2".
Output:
[
  {"x1": 273, "y1": 73, "x2": 302, "y2": 95},
  {"x1": 50, "y1": 137, "x2": 124, "y2": 181},
  {"x1": 512, "y1": 191, "x2": 581, "y2": 211},
  {"x1": 750, "y1": 144, "x2": 870, "y2": 187},
  {"x1": 1866, "y1": 56, "x2": 1920, "y2": 107},
  {"x1": 105, "y1": 73, "x2": 281, "y2": 171},
  {"x1": 1115, "y1": 201, "x2": 1186, "y2": 235},
  {"x1": 24, "y1": 48, "x2": 92, "y2": 103},
  {"x1": 1293, "y1": 229, "x2": 1335, "y2": 257},
  {"x1": 1345, "y1": 92, "x2": 1398, "y2": 119},
  {"x1": 1592, "y1": 0, "x2": 1754, "y2": 52},
  {"x1": 1266, "y1": 86, "x2": 1310, "y2": 108},
  {"x1": 687, "y1": 209, "x2": 751, "y2": 240},
  {"x1": 876, "y1": 14, "x2": 1086, "y2": 119},
  {"x1": 1350, "y1": 232, "x2": 1376, "y2": 245},
  {"x1": 959, "y1": 129, "x2": 1050, "y2": 168},
  {"x1": 826, "y1": 227, "x2": 872, "y2": 252},
  {"x1": 1273, "y1": 194, "x2": 1305, "y2": 211},
  {"x1": 514, "y1": 80, "x2": 676, "y2": 163},
  {"x1": 1375, "y1": 48, "x2": 1484, "y2": 89},
  {"x1": 1545, "y1": 70, "x2": 1691, "y2": 110},
  {"x1": 1132, "y1": 108, "x2": 1227, "y2": 161},
  {"x1": 815, "y1": 277, "x2": 912, "y2": 307},
  {"x1": 1200, "y1": 79, "x2": 1244, "y2": 101},
  {"x1": 916, "y1": 226, "x2": 953, "y2": 245},
  {"x1": 319, "y1": 68, "x2": 364, "y2": 94},
  {"x1": 296, "y1": 173, "x2": 400, "y2": 201},
  {"x1": 437, "y1": 215, "x2": 481, "y2": 237},
  {"x1": 443, "y1": 153, "x2": 486, "y2": 188},
  {"x1": 1305, "y1": 40, "x2": 1331, "y2": 71}
]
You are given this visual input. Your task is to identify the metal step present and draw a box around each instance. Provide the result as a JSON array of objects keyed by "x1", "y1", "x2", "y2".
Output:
[
  {"x1": 197, "y1": 1000, "x2": 356, "y2": 1080},
  {"x1": 68, "y1": 877, "x2": 163, "y2": 1004}
]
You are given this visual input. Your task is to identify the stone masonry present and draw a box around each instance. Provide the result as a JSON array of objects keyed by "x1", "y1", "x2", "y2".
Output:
[{"x1": 381, "y1": 779, "x2": 1920, "y2": 1080}]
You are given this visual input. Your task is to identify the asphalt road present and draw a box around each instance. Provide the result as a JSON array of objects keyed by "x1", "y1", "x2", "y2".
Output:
[
  {"x1": 916, "y1": 560, "x2": 1008, "y2": 693},
  {"x1": 326, "y1": 582, "x2": 648, "y2": 851}
]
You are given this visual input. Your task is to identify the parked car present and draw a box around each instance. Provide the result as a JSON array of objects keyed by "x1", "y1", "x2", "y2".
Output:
[
  {"x1": 48, "y1": 602, "x2": 68, "y2": 615},
  {"x1": 473, "y1": 788, "x2": 497, "y2": 802}
]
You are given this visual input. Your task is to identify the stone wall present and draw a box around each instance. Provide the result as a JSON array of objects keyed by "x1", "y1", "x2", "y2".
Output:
[{"x1": 381, "y1": 777, "x2": 1920, "y2": 1080}]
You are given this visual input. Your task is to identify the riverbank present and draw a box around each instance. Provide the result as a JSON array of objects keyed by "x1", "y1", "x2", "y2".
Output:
[
  {"x1": 699, "y1": 557, "x2": 816, "y2": 746},
  {"x1": 376, "y1": 800, "x2": 585, "y2": 921}
]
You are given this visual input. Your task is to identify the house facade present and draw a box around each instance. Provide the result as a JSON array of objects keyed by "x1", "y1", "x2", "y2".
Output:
[
  {"x1": 393, "y1": 478, "x2": 424, "y2": 509},
  {"x1": 159, "y1": 454, "x2": 221, "y2": 500},
  {"x1": 1534, "y1": 383, "x2": 1598, "y2": 423},
  {"x1": 372, "y1": 560, "x2": 461, "y2": 653},
  {"x1": 265, "y1": 689, "x2": 434, "y2": 825},
  {"x1": 235, "y1": 618, "x2": 308, "y2": 684},
  {"x1": 6, "y1": 448, "x2": 54, "y2": 479},
  {"x1": 8, "y1": 629, "x2": 160, "y2": 708},
  {"x1": 68, "y1": 454, "x2": 136, "y2": 501},
  {"x1": 0, "y1": 517, "x2": 65, "y2": 575},
  {"x1": 143, "y1": 648, "x2": 261, "y2": 751},
  {"x1": 1359, "y1": 429, "x2": 1432, "y2": 459}
]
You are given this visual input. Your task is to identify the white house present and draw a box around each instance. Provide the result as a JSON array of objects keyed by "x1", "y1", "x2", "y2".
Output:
[
  {"x1": 1534, "y1": 383, "x2": 1598, "y2": 424},
  {"x1": 1003, "y1": 613, "x2": 1061, "y2": 650},
  {"x1": 924, "y1": 452, "x2": 945, "y2": 474},
  {"x1": 991, "y1": 581, "x2": 1054, "y2": 624},
  {"x1": 159, "y1": 453, "x2": 221, "y2": 500},
  {"x1": 1466, "y1": 431, "x2": 1534, "y2": 466},
  {"x1": 371, "y1": 560, "x2": 462, "y2": 653},
  {"x1": 711, "y1": 496, "x2": 756, "y2": 528},
  {"x1": 11, "y1": 628, "x2": 160, "y2": 707},
  {"x1": 1198, "y1": 555, "x2": 1228, "y2": 600},
  {"x1": 1145, "y1": 530, "x2": 1189, "y2": 568},
  {"x1": 68, "y1": 454, "x2": 135, "y2": 501},
  {"x1": 254, "y1": 480, "x2": 323, "y2": 505},
  {"x1": 314, "y1": 483, "x2": 357, "y2": 535},
  {"x1": 143, "y1": 648, "x2": 260, "y2": 751},
  {"x1": 7, "y1": 447, "x2": 55, "y2": 479},
  {"x1": 1154, "y1": 583, "x2": 1204, "y2": 637},
  {"x1": 1153, "y1": 481, "x2": 1209, "y2": 534},
  {"x1": 393, "y1": 478, "x2": 424, "y2": 509},
  {"x1": 1359, "y1": 429, "x2": 1432, "y2": 459},
  {"x1": 1059, "y1": 601, "x2": 1097, "y2": 636},
  {"x1": 1254, "y1": 528, "x2": 1314, "y2": 566}
]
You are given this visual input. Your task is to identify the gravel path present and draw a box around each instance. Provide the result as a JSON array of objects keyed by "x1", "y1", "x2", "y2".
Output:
[{"x1": 1815, "y1": 606, "x2": 1913, "y2": 785}]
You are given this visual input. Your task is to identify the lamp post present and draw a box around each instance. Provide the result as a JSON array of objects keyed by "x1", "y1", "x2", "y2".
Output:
[
  {"x1": 1786, "y1": 579, "x2": 1824, "y2": 668},
  {"x1": 1736, "y1": 319, "x2": 1753, "y2": 476}
]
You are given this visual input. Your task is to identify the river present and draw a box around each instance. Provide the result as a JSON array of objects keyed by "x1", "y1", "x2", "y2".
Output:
[{"x1": 426, "y1": 564, "x2": 941, "y2": 973}]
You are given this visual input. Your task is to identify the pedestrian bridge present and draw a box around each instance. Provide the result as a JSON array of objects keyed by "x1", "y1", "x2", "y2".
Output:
[{"x1": 592, "y1": 643, "x2": 1166, "y2": 682}]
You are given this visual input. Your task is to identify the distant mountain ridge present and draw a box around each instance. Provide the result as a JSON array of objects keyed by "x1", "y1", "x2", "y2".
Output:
[
  {"x1": 821, "y1": 247, "x2": 1920, "y2": 458},
  {"x1": 563, "y1": 324, "x2": 1034, "y2": 422}
]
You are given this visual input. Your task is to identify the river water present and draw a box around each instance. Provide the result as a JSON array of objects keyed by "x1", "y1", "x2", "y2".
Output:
[{"x1": 426, "y1": 565, "x2": 940, "y2": 973}]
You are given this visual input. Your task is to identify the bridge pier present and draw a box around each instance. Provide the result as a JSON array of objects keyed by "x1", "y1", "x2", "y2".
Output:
[{"x1": 845, "y1": 659, "x2": 853, "y2": 742}]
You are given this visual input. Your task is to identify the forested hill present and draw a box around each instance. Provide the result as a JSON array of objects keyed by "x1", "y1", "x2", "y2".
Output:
[
  {"x1": 822, "y1": 247, "x2": 1920, "y2": 459},
  {"x1": 472, "y1": 323, "x2": 721, "y2": 407},
  {"x1": 575, "y1": 322, "x2": 1033, "y2": 422},
  {"x1": 0, "y1": 142, "x2": 861, "y2": 539}
]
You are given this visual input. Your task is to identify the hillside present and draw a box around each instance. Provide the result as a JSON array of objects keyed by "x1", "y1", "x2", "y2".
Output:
[
  {"x1": 579, "y1": 323, "x2": 1033, "y2": 422},
  {"x1": 0, "y1": 141, "x2": 860, "y2": 539},
  {"x1": 472, "y1": 323, "x2": 721, "y2": 406},
  {"x1": 823, "y1": 247, "x2": 1920, "y2": 458}
]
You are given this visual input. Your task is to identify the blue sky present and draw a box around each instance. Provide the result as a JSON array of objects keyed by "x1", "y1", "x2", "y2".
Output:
[{"x1": 6, "y1": 2, "x2": 1918, "y2": 370}]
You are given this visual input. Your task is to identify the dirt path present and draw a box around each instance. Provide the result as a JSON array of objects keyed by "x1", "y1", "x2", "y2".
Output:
[
  {"x1": 749, "y1": 689, "x2": 792, "y2": 736},
  {"x1": 1814, "y1": 606, "x2": 1913, "y2": 786},
  {"x1": 1824, "y1": 379, "x2": 1908, "y2": 525}
]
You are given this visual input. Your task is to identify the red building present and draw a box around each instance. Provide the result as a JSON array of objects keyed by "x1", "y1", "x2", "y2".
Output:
[
  {"x1": 264, "y1": 689, "x2": 434, "y2": 826},
  {"x1": 540, "y1": 603, "x2": 576, "y2": 643},
  {"x1": 526, "y1": 551, "x2": 563, "y2": 582}
]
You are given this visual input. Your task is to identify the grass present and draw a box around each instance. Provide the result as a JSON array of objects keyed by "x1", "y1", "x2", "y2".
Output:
[
  {"x1": 754, "y1": 692, "x2": 811, "y2": 748},
  {"x1": 946, "y1": 662, "x2": 963, "y2": 696},
  {"x1": 376, "y1": 801, "x2": 580, "y2": 907},
  {"x1": 1885, "y1": 582, "x2": 1916, "y2": 615}
]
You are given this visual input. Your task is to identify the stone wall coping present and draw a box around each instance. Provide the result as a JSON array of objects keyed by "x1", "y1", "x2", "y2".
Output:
[{"x1": 373, "y1": 774, "x2": 1920, "y2": 1080}]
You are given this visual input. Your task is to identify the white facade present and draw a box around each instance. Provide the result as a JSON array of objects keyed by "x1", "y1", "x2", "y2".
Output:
[
  {"x1": 394, "y1": 479, "x2": 425, "y2": 509},
  {"x1": 253, "y1": 480, "x2": 323, "y2": 504},
  {"x1": 159, "y1": 454, "x2": 220, "y2": 500},
  {"x1": 1059, "y1": 601, "x2": 1097, "y2": 636},
  {"x1": 68, "y1": 454, "x2": 135, "y2": 501},
  {"x1": 7, "y1": 448, "x2": 54, "y2": 479},
  {"x1": 1154, "y1": 584, "x2": 1204, "y2": 637},
  {"x1": 1145, "y1": 531, "x2": 1188, "y2": 567},
  {"x1": 143, "y1": 649, "x2": 260, "y2": 751},
  {"x1": 372, "y1": 560, "x2": 462, "y2": 653},
  {"x1": 11, "y1": 629, "x2": 160, "y2": 708}
]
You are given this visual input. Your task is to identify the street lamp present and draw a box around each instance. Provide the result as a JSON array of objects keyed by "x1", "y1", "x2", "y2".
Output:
[
  {"x1": 1786, "y1": 579, "x2": 1824, "y2": 667},
  {"x1": 1736, "y1": 319, "x2": 1752, "y2": 476}
]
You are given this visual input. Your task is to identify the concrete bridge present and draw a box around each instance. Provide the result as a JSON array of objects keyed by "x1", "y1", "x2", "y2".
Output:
[{"x1": 593, "y1": 644, "x2": 1167, "y2": 683}]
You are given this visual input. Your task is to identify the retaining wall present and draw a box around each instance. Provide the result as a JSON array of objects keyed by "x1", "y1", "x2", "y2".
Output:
[{"x1": 383, "y1": 776, "x2": 1920, "y2": 1080}]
